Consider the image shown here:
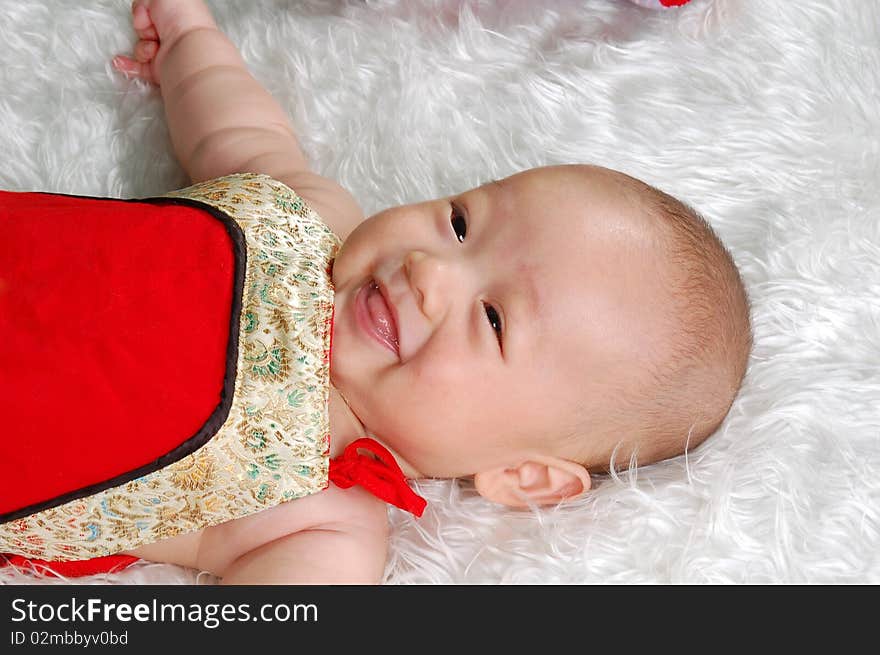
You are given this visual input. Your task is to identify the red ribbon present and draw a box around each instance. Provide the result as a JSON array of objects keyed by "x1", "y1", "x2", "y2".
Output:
[{"x1": 329, "y1": 438, "x2": 427, "y2": 517}]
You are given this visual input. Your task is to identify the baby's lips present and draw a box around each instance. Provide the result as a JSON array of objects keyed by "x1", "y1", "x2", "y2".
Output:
[
  {"x1": 361, "y1": 278, "x2": 401, "y2": 358},
  {"x1": 371, "y1": 281, "x2": 400, "y2": 354}
]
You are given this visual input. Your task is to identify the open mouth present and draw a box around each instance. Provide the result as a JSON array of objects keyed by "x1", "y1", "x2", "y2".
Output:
[{"x1": 354, "y1": 279, "x2": 400, "y2": 356}]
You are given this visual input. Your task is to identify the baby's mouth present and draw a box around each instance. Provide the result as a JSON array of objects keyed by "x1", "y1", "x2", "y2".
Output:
[{"x1": 355, "y1": 279, "x2": 400, "y2": 356}]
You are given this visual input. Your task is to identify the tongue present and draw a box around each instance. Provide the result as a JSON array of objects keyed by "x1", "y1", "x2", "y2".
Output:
[{"x1": 367, "y1": 284, "x2": 398, "y2": 349}]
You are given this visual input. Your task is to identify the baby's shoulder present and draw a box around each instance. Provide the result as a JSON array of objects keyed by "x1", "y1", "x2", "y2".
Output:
[{"x1": 276, "y1": 170, "x2": 366, "y2": 242}]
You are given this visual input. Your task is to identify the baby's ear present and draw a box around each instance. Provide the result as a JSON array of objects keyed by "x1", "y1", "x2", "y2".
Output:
[{"x1": 473, "y1": 456, "x2": 591, "y2": 508}]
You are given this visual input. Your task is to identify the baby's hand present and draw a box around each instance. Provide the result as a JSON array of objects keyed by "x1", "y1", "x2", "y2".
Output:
[{"x1": 112, "y1": 0, "x2": 217, "y2": 85}]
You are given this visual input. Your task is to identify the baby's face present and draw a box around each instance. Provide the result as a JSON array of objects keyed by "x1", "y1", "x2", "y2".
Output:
[{"x1": 330, "y1": 165, "x2": 671, "y2": 478}]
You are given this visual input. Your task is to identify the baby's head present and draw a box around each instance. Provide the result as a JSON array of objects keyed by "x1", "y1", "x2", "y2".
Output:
[{"x1": 330, "y1": 164, "x2": 751, "y2": 506}]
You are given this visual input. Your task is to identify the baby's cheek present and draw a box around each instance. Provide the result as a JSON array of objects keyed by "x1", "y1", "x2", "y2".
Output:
[
  {"x1": 330, "y1": 240, "x2": 366, "y2": 288},
  {"x1": 405, "y1": 359, "x2": 503, "y2": 433},
  {"x1": 404, "y1": 347, "x2": 469, "y2": 391}
]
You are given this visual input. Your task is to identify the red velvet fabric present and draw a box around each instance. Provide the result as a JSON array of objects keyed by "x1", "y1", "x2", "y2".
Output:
[
  {"x1": 1, "y1": 554, "x2": 140, "y2": 578},
  {"x1": 0, "y1": 191, "x2": 235, "y2": 516}
]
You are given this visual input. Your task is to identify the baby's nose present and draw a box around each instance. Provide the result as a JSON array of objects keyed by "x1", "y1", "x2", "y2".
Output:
[{"x1": 404, "y1": 250, "x2": 451, "y2": 320}]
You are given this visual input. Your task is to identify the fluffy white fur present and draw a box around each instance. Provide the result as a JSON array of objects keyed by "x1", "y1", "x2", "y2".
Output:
[{"x1": 1, "y1": 0, "x2": 878, "y2": 585}]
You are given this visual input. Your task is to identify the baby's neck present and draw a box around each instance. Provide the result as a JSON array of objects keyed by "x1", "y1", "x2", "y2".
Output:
[
  {"x1": 327, "y1": 385, "x2": 422, "y2": 479},
  {"x1": 327, "y1": 384, "x2": 368, "y2": 458}
]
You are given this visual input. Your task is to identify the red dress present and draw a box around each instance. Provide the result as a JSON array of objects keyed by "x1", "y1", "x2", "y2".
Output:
[{"x1": 0, "y1": 174, "x2": 424, "y2": 578}]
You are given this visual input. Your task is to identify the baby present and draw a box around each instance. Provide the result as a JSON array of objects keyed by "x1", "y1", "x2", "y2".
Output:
[{"x1": 1, "y1": 0, "x2": 750, "y2": 584}]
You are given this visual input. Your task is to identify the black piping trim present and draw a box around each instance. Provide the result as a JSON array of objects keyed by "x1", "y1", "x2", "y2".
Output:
[{"x1": 0, "y1": 193, "x2": 246, "y2": 524}]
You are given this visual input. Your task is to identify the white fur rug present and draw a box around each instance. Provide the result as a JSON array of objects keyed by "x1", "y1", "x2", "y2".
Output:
[{"x1": 1, "y1": 0, "x2": 878, "y2": 585}]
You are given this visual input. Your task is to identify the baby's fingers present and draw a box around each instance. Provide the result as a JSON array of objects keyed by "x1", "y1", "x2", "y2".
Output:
[
  {"x1": 112, "y1": 55, "x2": 157, "y2": 85},
  {"x1": 132, "y1": 3, "x2": 158, "y2": 41},
  {"x1": 133, "y1": 39, "x2": 158, "y2": 63}
]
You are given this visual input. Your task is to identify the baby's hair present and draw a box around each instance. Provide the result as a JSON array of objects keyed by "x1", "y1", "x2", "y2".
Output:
[{"x1": 588, "y1": 172, "x2": 753, "y2": 472}]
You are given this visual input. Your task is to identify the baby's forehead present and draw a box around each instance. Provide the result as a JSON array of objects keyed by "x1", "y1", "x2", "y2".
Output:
[
  {"x1": 503, "y1": 173, "x2": 672, "y2": 332},
  {"x1": 494, "y1": 163, "x2": 631, "y2": 195},
  {"x1": 475, "y1": 166, "x2": 660, "y2": 255}
]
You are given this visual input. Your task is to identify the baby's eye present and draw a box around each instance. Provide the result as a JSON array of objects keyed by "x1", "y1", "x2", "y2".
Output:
[
  {"x1": 483, "y1": 302, "x2": 503, "y2": 348},
  {"x1": 450, "y1": 203, "x2": 467, "y2": 243}
]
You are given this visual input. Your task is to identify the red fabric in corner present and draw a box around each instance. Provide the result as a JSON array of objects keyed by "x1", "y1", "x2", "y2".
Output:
[
  {"x1": 0, "y1": 191, "x2": 235, "y2": 516},
  {"x1": 1, "y1": 554, "x2": 139, "y2": 578}
]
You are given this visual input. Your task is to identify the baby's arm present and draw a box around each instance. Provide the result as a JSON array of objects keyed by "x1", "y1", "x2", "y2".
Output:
[
  {"x1": 219, "y1": 522, "x2": 384, "y2": 585},
  {"x1": 127, "y1": 482, "x2": 389, "y2": 584},
  {"x1": 114, "y1": 0, "x2": 363, "y2": 239},
  {"x1": 214, "y1": 485, "x2": 390, "y2": 585}
]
